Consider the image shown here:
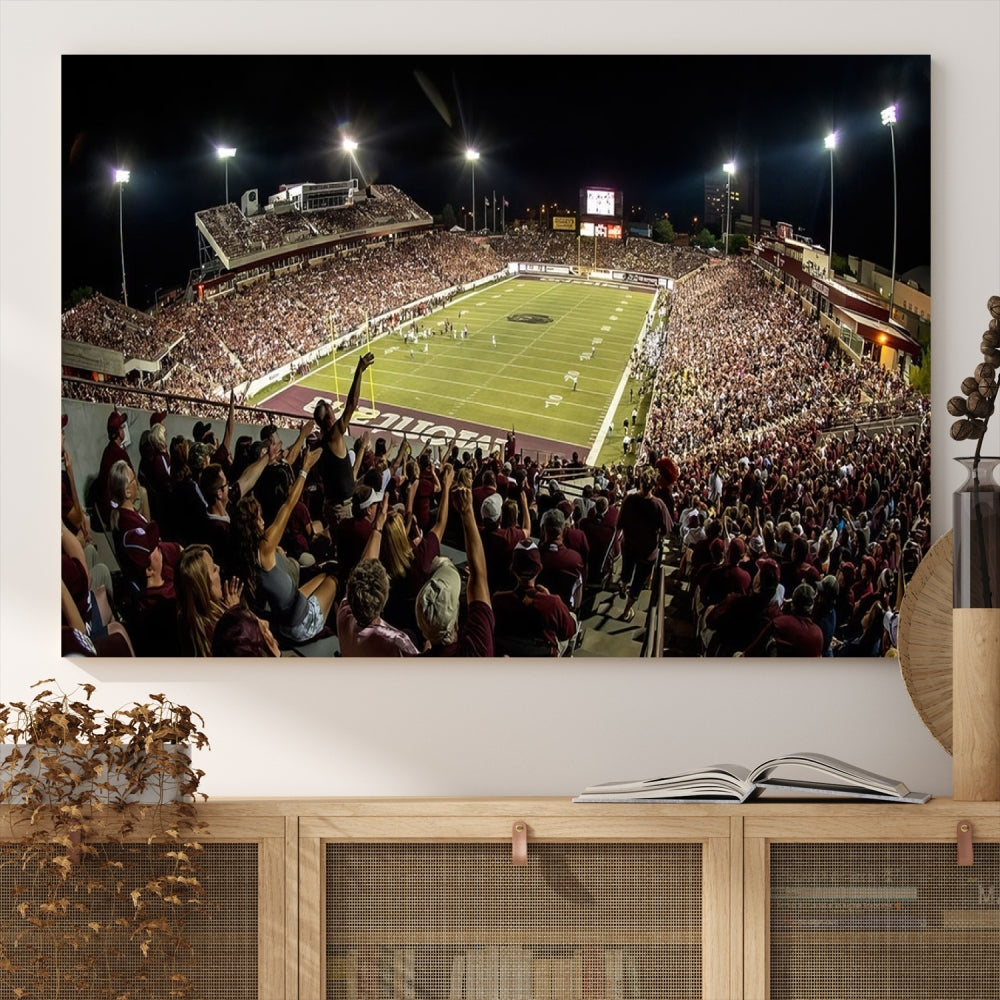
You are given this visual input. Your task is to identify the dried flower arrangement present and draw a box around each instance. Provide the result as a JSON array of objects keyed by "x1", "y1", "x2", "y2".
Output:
[
  {"x1": 948, "y1": 295, "x2": 999, "y2": 450},
  {"x1": 1, "y1": 681, "x2": 210, "y2": 999}
]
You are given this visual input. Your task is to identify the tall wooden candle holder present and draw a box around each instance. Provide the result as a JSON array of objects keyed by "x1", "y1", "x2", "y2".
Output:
[
  {"x1": 951, "y1": 453, "x2": 999, "y2": 800},
  {"x1": 952, "y1": 607, "x2": 1000, "y2": 800}
]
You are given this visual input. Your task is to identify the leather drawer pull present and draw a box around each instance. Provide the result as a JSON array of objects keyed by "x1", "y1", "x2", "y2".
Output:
[
  {"x1": 512, "y1": 821, "x2": 528, "y2": 867},
  {"x1": 957, "y1": 820, "x2": 974, "y2": 867}
]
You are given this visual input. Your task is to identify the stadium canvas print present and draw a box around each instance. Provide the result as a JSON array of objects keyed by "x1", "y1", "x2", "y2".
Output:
[{"x1": 60, "y1": 55, "x2": 931, "y2": 659}]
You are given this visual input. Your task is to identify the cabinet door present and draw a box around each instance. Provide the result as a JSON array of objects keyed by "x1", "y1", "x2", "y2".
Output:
[
  {"x1": 0, "y1": 805, "x2": 288, "y2": 1000},
  {"x1": 745, "y1": 810, "x2": 1000, "y2": 1000},
  {"x1": 0, "y1": 838, "x2": 283, "y2": 1000},
  {"x1": 302, "y1": 809, "x2": 734, "y2": 999}
]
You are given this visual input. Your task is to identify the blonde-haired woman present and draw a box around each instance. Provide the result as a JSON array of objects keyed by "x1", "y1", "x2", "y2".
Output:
[
  {"x1": 141, "y1": 419, "x2": 171, "y2": 526},
  {"x1": 109, "y1": 459, "x2": 154, "y2": 580},
  {"x1": 362, "y1": 464, "x2": 454, "y2": 638},
  {"x1": 176, "y1": 543, "x2": 244, "y2": 656}
]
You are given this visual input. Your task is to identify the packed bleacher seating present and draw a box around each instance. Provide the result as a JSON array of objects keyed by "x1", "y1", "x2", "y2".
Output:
[
  {"x1": 636, "y1": 261, "x2": 925, "y2": 463},
  {"x1": 196, "y1": 184, "x2": 433, "y2": 264},
  {"x1": 486, "y1": 231, "x2": 707, "y2": 278},
  {"x1": 617, "y1": 259, "x2": 929, "y2": 657},
  {"x1": 63, "y1": 231, "x2": 505, "y2": 406},
  {"x1": 62, "y1": 293, "x2": 184, "y2": 363}
]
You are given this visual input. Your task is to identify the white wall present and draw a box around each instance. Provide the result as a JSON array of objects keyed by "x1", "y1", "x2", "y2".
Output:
[{"x1": 2, "y1": 2, "x2": 998, "y2": 801}]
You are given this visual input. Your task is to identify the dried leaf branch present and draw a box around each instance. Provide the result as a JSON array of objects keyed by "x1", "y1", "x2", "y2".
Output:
[{"x1": 1, "y1": 682, "x2": 211, "y2": 999}]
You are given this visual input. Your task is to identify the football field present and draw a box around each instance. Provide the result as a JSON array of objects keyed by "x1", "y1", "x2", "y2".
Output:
[{"x1": 261, "y1": 276, "x2": 653, "y2": 464}]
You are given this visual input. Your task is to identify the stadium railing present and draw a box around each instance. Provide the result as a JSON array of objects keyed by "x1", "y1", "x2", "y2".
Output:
[{"x1": 640, "y1": 541, "x2": 668, "y2": 658}]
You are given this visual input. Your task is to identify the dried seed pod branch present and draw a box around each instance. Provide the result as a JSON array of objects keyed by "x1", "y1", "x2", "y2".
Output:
[{"x1": 949, "y1": 295, "x2": 999, "y2": 459}]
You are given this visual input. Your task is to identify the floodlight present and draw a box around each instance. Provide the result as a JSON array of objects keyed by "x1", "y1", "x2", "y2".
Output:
[
  {"x1": 881, "y1": 106, "x2": 899, "y2": 315},
  {"x1": 114, "y1": 168, "x2": 130, "y2": 306},
  {"x1": 466, "y1": 149, "x2": 480, "y2": 231},
  {"x1": 214, "y1": 147, "x2": 236, "y2": 204},
  {"x1": 722, "y1": 163, "x2": 735, "y2": 255},
  {"x1": 825, "y1": 134, "x2": 837, "y2": 277},
  {"x1": 342, "y1": 138, "x2": 360, "y2": 182}
]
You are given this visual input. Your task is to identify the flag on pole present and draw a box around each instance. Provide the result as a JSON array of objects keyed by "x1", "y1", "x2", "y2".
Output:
[
  {"x1": 503, "y1": 197, "x2": 509, "y2": 207},
  {"x1": 484, "y1": 195, "x2": 489, "y2": 208}
]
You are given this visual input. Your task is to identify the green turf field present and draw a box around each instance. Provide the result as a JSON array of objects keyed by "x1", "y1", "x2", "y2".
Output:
[{"x1": 293, "y1": 276, "x2": 652, "y2": 461}]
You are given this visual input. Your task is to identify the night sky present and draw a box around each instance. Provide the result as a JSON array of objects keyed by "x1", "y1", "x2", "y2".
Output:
[{"x1": 61, "y1": 54, "x2": 930, "y2": 310}]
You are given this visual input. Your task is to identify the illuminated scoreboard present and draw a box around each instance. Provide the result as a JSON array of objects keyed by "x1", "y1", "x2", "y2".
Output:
[
  {"x1": 581, "y1": 187, "x2": 621, "y2": 217},
  {"x1": 579, "y1": 186, "x2": 624, "y2": 239}
]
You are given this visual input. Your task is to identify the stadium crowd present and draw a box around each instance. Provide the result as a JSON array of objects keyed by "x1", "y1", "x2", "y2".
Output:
[
  {"x1": 194, "y1": 185, "x2": 433, "y2": 263},
  {"x1": 62, "y1": 294, "x2": 183, "y2": 363},
  {"x1": 61, "y1": 228, "x2": 930, "y2": 659},
  {"x1": 487, "y1": 230, "x2": 707, "y2": 277},
  {"x1": 62, "y1": 230, "x2": 506, "y2": 407},
  {"x1": 637, "y1": 263, "x2": 923, "y2": 463},
  {"x1": 604, "y1": 260, "x2": 929, "y2": 657}
]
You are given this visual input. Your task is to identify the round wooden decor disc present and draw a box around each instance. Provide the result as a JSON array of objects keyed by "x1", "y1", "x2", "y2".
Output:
[{"x1": 898, "y1": 530, "x2": 953, "y2": 754}]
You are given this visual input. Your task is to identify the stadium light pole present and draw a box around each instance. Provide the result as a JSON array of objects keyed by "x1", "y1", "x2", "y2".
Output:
[
  {"x1": 466, "y1": 149, "x2": 479, "y2": 231},
  {"x1": 216, "y1": 146, "x2": 236, "y2": 205},
  {"x1": 342, "y1": 137, "x2": 358, "y2": 184},
  {"x1": 722, "y1": 162, "x2": 735, "y2": 257},
  {"x1": 824, "y1": 132, "x2": 837, "y2": 278},
  {"x1": 880, "y1": 104, "x2": 898, "y2": 319},
  {"x1": 114, "y1": 168, "x2": 130, "y2": 307}
]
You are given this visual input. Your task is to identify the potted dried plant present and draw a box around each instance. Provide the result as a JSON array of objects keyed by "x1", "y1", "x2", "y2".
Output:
[{"x1": 0, "y1": 680, "x2": 210, "y2": 998}]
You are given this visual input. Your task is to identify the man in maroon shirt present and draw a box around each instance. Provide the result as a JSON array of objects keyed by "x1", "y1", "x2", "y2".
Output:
[
  {"x1": 558, "y1": 500, "x2": 591, "y2": 567},
  {"x1": 704, "y1": 558, "x2": 783, "y2": 656},
  {"x1": 493, "y1": 541, "x2": 578, "y2": 656},
  {"x1": 746, "y1": 582, "x2": 824, "y2": 657},
  {"x1": 537, "y1": 508, "x2": 585, "y2": 617},
  {"x1": 412, "y1": 452, "x2": 441, "y2": 532},
  {"x1": 472, "y1": 469, "x2": 498, "y2": 527},
  {"x1": 496, "y1": 461, "x2": 513, "y2": 496},
  {"x1": 581, "y1": 496, "x2": 620, "y2": 588},
  {"x1": 616, "y1": 468, "x2": 671, "y2": 622},
  {"x1": 481, "y1": 491, "x2": 531, "y2": 595}
]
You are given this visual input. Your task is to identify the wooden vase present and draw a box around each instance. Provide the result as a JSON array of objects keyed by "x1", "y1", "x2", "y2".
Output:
[{"x1": 952, "y1": 607, "x2": 1000, "y2": 800}]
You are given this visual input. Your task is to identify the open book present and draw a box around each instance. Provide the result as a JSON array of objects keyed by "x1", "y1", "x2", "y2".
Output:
[{"x1": 573, "y1": 752, "x2": 931, "y2": 804}]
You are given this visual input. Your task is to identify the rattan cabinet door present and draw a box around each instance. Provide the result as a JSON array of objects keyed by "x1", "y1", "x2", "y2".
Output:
[
  {"x1": 324, "y1": 840, "x2": 703, "y2": 999},
  {"x1": 744, "y1": 804, "x2": 1000, "y2": 1000}
]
